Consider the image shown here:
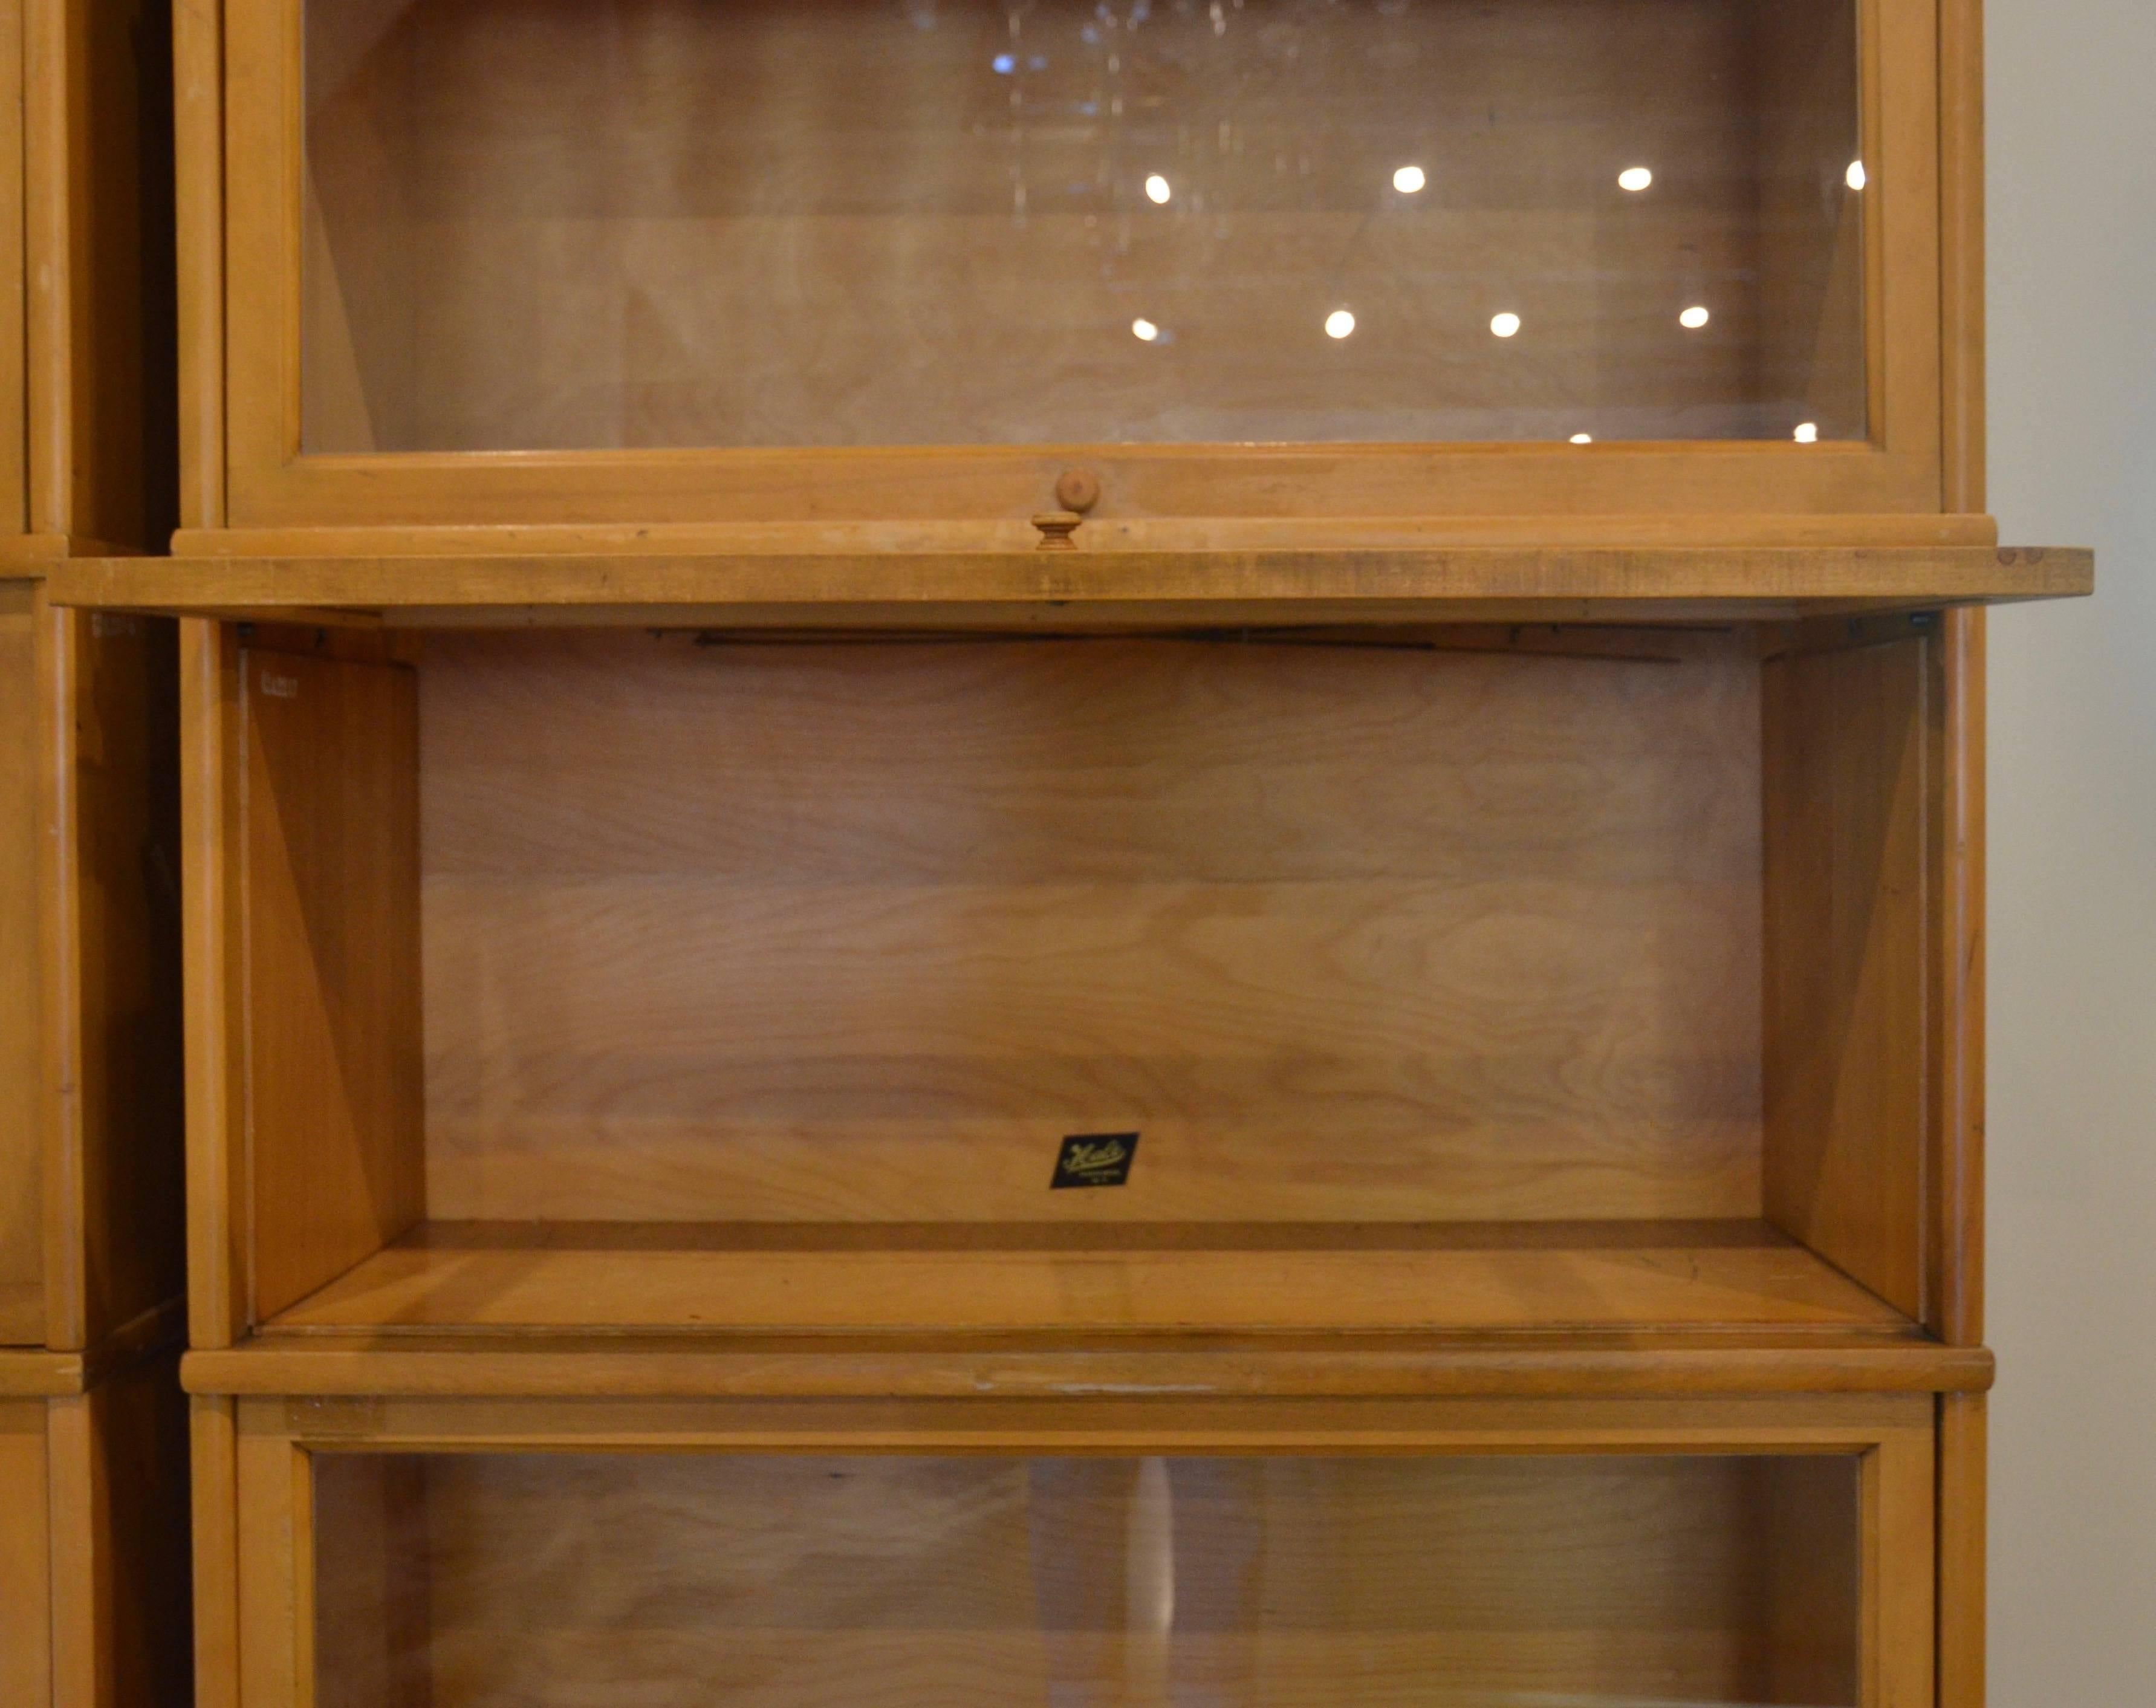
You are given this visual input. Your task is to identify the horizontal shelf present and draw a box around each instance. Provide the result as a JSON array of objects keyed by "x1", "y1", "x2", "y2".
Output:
[
  {"x1": 0, "y1": 1349, "x2": 90, "y2": 1398},
  {"x1": 186, "y1": 1335, "x2": 1992, "y2": 1400},
  {"x1": 265, "y1": 1219, "x2": 1915, "y2": 1342},
  {"x1": 48, "y1": 544, "x2": 2091, "y2": 628}
]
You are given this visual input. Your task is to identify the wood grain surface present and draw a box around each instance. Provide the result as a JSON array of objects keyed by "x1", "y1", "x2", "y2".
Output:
[
  {"x1": 267, "y1": 1218, "x2": 1911, "y2": 1339},
  {"x1": 418, "y1": 630, "x2": 1762, "y2": 1230},
  {"x1": 0, "y1": 583, "x2": 41, "y2": 1341},
  {"x1": 242, "y1": 645, "x2": 424, "y2": 1320},
  {"x1": 311, "y1": 1448, "x2": 1862, "y2": 1708}
]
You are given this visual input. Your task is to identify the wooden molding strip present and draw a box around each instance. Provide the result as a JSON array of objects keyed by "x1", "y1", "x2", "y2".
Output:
[{"x1": 45, "y1": 545, "x2": 2093, "y2": 628}]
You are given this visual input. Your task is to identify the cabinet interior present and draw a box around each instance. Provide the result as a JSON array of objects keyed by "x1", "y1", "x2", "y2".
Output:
[
  {"x1": 314, "y1": 1449, "x2": 1862, "y2": 1707},
  {"x1": 302, "y1": 0, "x2": 1864, "y2": 453},
  {"x1": 240, "y1": 619, "x2": 1937, "y2": 1342}
]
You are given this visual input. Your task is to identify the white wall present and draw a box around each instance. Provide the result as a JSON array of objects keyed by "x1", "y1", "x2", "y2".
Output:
[{"x1": 1987, "y1": 1, "x2": 2156, "y2": 1698}]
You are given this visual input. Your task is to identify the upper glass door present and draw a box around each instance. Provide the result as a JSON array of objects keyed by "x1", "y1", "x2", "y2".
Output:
[{"x1": 300, "y1": 0, "x2": 1866, "y2": 455}]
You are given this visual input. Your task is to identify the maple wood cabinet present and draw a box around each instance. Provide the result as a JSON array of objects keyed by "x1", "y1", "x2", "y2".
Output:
[{"x1": 40, "y1": 0, "x2": 2097, "y2": 1704}]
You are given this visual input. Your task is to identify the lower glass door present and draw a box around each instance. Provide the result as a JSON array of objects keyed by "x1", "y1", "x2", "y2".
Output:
[{"x1": 313, "y1": 1452, "x2": 1859, "y2": 1706}]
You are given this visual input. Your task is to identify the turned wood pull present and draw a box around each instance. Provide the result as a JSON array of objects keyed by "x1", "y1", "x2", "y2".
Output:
[{"x1": 1032, "y1": 511, "x2": 1082, "y2": 550}]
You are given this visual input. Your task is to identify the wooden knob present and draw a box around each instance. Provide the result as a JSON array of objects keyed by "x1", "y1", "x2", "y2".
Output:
[
  {"x1": 1054, "y1": 469, "x2": 1102, "y2": 513},
  {"x1": 1032, "y1": 511, "x2": 1082, "y2": 550}
]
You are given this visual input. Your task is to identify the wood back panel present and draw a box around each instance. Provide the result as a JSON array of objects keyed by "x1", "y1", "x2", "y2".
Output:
[
  {"x1": 300, "y1": 0, "x2": 1857, "y2": 453},
  {"x1": 242, "y1": 645, "x2": 424, "y2": 1320},
  {"x1": 1762, "y1": 625, "x2": 1929, "y2": 1319},
  {"x1": 0, "y1": 585, "x2": 41, "y2": 1340},
  {"x1": 26, "y1": 0, "x2": 180, "y2": 549},
  {"x1": 312, "y1": 1449, "x2": 1859, "y2": 1707},
  {"x1": 421, "y1": 629, "x2": 1764, "y2": 1225}
]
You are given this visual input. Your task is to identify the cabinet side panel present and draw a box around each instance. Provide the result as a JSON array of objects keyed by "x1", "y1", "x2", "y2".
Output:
[
  {"x1": 50, "y1": 608, "x2": 186, "y2": 1349},
  {"x1": 1762, "y1": 631, "x2": 1928, "y2": 1317},
  {"x1": 0, "y1": 586, "x2": 41, "y2": 1342},
  {"x1": 0, "y1": 0, "x2": 27, "y2": 535},
  {"x1": 35, "y1": 0, "x2": 178, "y2": 548},
  {"x1": 244, "y1": 646, "x2": 423, "y2": 1320},
  {"x1": 0, "y1": 1400, "x2": 52, "y2": 1707},
  {"x1": 1937, "y1": 1391, "x2": 1984, "y2": 1708}
]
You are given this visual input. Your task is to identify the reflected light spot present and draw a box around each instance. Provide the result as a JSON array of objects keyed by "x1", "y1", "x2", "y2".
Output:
[
  {"x1": 1679, "y1": 304, "x2": 1710, "y2": 330},
  {"x1": 1392, "y1": 164, "x2": 1426, "y2": 193},
  {"x1": 1569, "y1": 433, "x2": 1593, "y2": 444},
  {"x1": 1617, "y1": 166, "x2": 1653, "y2": 192},
  {"x1": 1794, "y1": 421, "x2": 1819, "y2": 443},
  {"x1": 1490, "y1": 311, "x2": 1521, "y2": 338},
  {"x1": 1846, "y1": 160, "x2": 1867, "y2": 191},
  {"x1": 1325, "y1": 308, "x2": 1357, "y2": 339},
  {"x1": 991, "y1": 52, "x2": 1016, "y2": 73},
  {"x1": 1132, "y1": 317, "x2": 1161, "y2": 342},
  {"x1": 1145, "y1": 174, "x2": 1172, "y2": 204}
]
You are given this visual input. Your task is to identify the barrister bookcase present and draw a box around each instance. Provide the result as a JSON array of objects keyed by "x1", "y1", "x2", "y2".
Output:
[
  {"x1": 48, "y1": 0, "x2": 2095, "y2": 1703},
  {"x1": 0, "y1": 0, "x2": 190, "y2": 1703}
]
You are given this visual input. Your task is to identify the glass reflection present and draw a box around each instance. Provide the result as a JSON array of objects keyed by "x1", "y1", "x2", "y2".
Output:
[{"x1": 302, "y1": 0, "x2": 1868, "y2": 451}]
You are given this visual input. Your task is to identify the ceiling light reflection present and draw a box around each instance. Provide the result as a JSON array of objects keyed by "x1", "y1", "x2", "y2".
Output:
[
  {"x1": 1392, "y1": 164, "x2": 1426, "y2": 193},
  {"x1": 1617, "y1": 166, "x2": 1653, "y2": 192},
  {"x1": 1490, "y1": 311, "x2": 1521, "y2": 338},
  {"x1": 1325, "y1": 308, "x2": 1357, "y2": 339},
  {"x1": 1145, "y1": 174, "x2": 1172, "y2": 204},
  {"x1": 1132, "y1": 317, "x2": 1161, "y2": 342}
]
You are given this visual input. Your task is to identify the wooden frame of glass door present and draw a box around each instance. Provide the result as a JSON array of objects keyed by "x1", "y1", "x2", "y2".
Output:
[
  {"x1": 197, "y1": 1391, "x2": 1938, "y2": 1708},
  {"x1": 186, "y1": 0, "x2": 1964, "y2": 548}
]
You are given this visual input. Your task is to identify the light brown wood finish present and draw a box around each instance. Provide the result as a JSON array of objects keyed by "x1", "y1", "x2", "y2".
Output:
[
  {"x1": 266, "y1": 1221, "x2": 1910, "y2": 1340},
  {"x1": 50, "y1": 542, "x2": 2096, "y2": 628},
  {"x1": 242, "y1": 644, "x2": 424, "y2": 1322},
  {"x1": 1929, "y1": 607, "x2": 1986, "y2": 1346},
  {"x1": 0, "y1": 0, "x2": 25, "y2": 536},
  {"x1": 218, "y1": 1394, "x2": 1934, "y2": 1708},
  {"x1": 24, "y1": 0, "x2": 177, "y2": 551},
  {"x1": 192, "y1": 1395, "x2": 244, "y2": 1708},
  {"x1": 1762, "y1": 625, "x2": 1932, "y2": 1321},
  {"x1": 185, "y1": 617, "x2": 249, "y2": 1348},
  {"x1": 419, "y1": 630, "x2": 1761, "y2": 1232},
  {"x1": 206, "y1": 0, "x2": 1954, "y2": 536},
  {"x1": 0, "y1": 1356, "x2": 194, "y2": 1708},
  {"x1": 184, "y1": 1336, "x2": 1995, "y2": 1402},
  {"x1": 298, "y1": 0, "x2": 1833, "y2": 454},
  {"x1": 39, "y1": 603, "x2": 186, "y2": 1352},
  {"x1": 1937, "y1": 1392, "x2": 1985, "y2": 1708},
  {"x1": 175, "y1": 0, "x2": 226, "y2": 532},
  {"x1": 0, "y1": 582, "x2": 43, "y2": 1343},
  {"x1": 322, "y1": 1450, "x2": 1859, "y2": 1707},
  {"x1": 0, "y1": 1398, "x2": 53, "y2": 1708}
]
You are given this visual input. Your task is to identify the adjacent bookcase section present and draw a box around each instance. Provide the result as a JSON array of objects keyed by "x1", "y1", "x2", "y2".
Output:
[
  {"x1": 0, "y1": 0, "x2": 189, "y2": 1700},
  {"x1": 180, "y1": 611, "x2": 1972, "y2": 1364}
]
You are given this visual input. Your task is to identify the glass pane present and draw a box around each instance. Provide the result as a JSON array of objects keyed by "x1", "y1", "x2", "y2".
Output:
[
  {"x1": 302, "y1": 0, "x2": 1865, "y2": 453},
  {"x1": 314, "y1": 1452, "x2": 1860, "y2": 1706}
]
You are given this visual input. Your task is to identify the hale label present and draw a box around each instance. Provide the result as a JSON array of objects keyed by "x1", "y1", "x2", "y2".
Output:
[{"x1": 1051, "y1": 1132, "x2": 1138, "y2": 1189}]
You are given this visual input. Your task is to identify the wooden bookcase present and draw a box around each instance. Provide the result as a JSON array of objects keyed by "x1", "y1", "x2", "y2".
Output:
[
  {"x1": 0, "y1": 0, "x2": 190, "y2": 1703},
  {"x1": 45, "y1": 0, "x2": 2092, "y2": 1703}
]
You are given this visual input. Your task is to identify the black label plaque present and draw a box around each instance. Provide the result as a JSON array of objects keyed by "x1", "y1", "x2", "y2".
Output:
[{"x1": 1050, "y1": 1132, "x2": 1138, "y2": 1189}]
